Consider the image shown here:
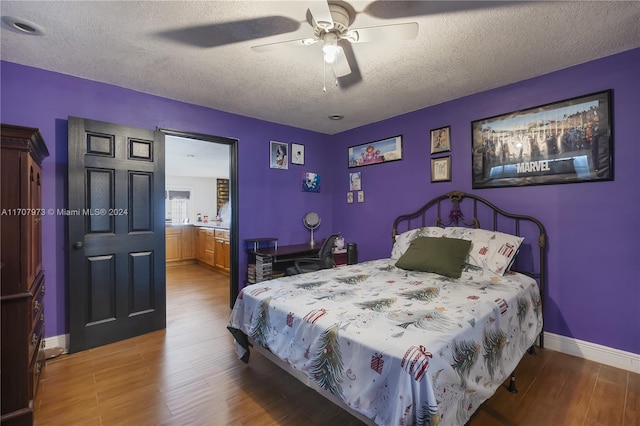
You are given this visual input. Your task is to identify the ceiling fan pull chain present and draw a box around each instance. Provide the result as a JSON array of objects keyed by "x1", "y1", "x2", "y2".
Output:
[{"x1": 323, "y1": 57, "x2": 327, "y2": 92}]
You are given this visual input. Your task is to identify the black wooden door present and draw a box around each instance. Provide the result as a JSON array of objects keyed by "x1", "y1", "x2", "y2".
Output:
[{"x1": 68, "y1": 117, "x2": 165, "y2": 353}]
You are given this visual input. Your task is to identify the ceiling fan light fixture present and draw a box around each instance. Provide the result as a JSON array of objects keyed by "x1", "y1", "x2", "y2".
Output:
[
  {"x1": 323, "y1": 47, "x2": 339, "y2": 64},
  {"x1": 322, "y1": 32, "x2": 339, "y2": 64}
]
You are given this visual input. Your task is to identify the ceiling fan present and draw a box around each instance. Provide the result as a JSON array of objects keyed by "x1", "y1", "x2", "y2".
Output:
[
  {"x1": 250, "y1": 1, "x2": 418, "y2": 87},
  {"x1": 156, "y1": 1, "x2": 512, "y2": 89}
]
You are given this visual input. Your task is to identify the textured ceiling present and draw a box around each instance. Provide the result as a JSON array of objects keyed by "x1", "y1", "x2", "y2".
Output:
[
  {"x1": 1, "y1": 1, "x2": 639, "y2": 135},
  {"x1": 165, "y1": 135, "x2": 230, "y2": 178}
]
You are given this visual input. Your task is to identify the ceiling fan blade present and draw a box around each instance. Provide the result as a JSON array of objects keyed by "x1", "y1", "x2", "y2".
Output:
[
  {"x1": 348, "y1": 22, "x2": 418, "y2": 44},
  {"x1": 155, "y1": 16, "x2": 300, "y2": 48},
  {"x1": 331, "y1": 47, "x2": 351, "y2": 77},
  {"x1": 251, "y1": 37, "x2": 318, "y2": 52},
  {"x1": 335, "y1": 40, "x2": 362, "y2": 89},
  {"x1": 307, "y1": 1, "x2": 334, "y2": 30}
]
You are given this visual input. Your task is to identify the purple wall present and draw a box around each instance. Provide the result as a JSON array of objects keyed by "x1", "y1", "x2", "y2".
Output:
[
  {"x1": 332, "y1": 48, "x2": 640, "y2": 355},
  {"x1": 1, "y1": 62, "x2": 334, "y2": 339},
  {"x1": 2, "y1": 48, "x2": 638, "y2": 355}
]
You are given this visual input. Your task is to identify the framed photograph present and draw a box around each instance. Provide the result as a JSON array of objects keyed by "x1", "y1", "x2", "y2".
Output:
[
  {"x1": 346, "y1": 192, "x2": 354, "y2": 203},
  {"x1": 430, "y1": 126, "x2": 451, "y2": 154},
  {"x1": 431, "y1": 156, "x2": 451, "y2": 182},
  {"x1": 291, "y1": 143, "x2": 305, "y2": 165},
  {"x1": 349, "y1": 172, "x2": 361, "y2": 191},
  {"x1": 472, "y1": 90, "x2": 613, "y2": 189},
  {"x1": 302, "y1": 172, "x2": 320, "y2": 192},
  {"x1": 348, "y1": 135, "x2": 403, "y2": 168},
  {"x1": 270, "y1": 141, "x2": 288, "y2": 169}
]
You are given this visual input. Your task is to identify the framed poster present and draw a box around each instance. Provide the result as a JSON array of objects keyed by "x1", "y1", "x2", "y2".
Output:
[
  {"x1": 270, "y1": 141, "x2": 288, "y2": 169},
  {"x1": 430, "y1": 126, "x2": 451, "y2": 154},
  {"x1": 472, "y1": 90, "x2": 613, "y2": 188},
  {"x1": 348, "y1": 135, "x2": 403, "y2": 168}
]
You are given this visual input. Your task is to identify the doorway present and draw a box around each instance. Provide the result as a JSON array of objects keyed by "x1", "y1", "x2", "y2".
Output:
[{"x1": 160, "y1": 128, "x2": 239, "y2": 307}]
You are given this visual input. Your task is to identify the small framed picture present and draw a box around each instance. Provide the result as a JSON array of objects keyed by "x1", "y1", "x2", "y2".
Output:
[
  {"x1": 291, "y1": 143, "x2": 305, "y2": 165},
  {"x1": 302, "y1": 172, "x2": 320, "y2": 192},
  {"x1": 349, "y1": 172, "x2": 361, "y2": 191},
  {"x1": 431, "y1": 156, "x2": 451, "y2": 182},
  {"x1": 357, "y1": 190, "x2": 365, "y2": 203},
  {"x1": 270, "y1": 141, "x2": 288, "y2": 169},
  {"x1": 430, "y1": 126, "x2": 451, "y2": 154},
  {"x1": 347, "y1": 192, "x2": 354, "y2": 203}
]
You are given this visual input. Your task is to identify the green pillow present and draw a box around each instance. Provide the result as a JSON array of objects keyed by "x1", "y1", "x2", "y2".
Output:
[{"x1": 395, "y1": 237, "x2": 472, "y2": 278}]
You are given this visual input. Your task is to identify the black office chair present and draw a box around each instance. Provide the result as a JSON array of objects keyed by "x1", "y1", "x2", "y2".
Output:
[{"x1": 286, "y1": 233, "x2": 340, "y2": 275}]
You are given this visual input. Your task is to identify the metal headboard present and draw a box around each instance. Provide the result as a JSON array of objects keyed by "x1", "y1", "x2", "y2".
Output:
[{"x1": 392, "y1": 190, "x2": 548, "y2": 346}]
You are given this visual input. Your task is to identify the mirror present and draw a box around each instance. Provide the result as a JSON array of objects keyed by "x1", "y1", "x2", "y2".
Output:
[{"x1": 303, "y1": 212, "x2": 321, "y2": 246}]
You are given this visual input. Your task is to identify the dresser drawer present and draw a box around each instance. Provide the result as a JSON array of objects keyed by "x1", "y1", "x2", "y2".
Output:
[
  {"x1": 30, "y1": 274, "x2": 45, "y2": 326},
  {"x1": 29, "y1": 335, "x2": 46, "y2": 400},
  {"x1": 28, "y1": 319, "x2": 44, "y2": 365}
]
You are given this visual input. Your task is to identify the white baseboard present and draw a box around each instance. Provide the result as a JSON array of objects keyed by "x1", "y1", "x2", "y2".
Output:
[
  {"x1": 544, "y1": 332, "x2": 640, "y2": 374},
  {"x1": 44, "y1": 332, "x2": 639, "y2": 374},
  {"x1": 44, "y1": 334, "x2": 69, "y2": 354}
]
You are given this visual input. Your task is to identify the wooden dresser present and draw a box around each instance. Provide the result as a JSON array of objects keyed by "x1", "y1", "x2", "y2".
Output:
[{"x1": 1, "y1": 124, "x2": 50, "y2": 426}]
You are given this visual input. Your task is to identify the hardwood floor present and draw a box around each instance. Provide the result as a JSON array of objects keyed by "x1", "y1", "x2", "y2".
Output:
[{"x1": 35, "y1": 264, "x2": 638, "y2": 426}]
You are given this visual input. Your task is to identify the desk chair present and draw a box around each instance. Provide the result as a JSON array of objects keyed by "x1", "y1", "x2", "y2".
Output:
[{"x1": 286, "y1": 233, "x2": 340, "y2": 275}]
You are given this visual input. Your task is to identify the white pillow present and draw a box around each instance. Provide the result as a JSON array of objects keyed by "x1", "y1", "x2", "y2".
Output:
[
  {"x1": 391, "y1": 226, "x2": 445, "y2": 259},
  {"x1": 442, "y1": 227, "x2": 524, "y2": 275}
]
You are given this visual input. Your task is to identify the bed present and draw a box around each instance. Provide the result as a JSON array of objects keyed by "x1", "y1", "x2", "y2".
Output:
[{"x1": 228, "y1": 191, "x2": 547, "y2": 425}]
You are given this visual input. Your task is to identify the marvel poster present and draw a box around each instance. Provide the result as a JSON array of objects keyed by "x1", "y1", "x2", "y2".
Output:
[{"x1": 472, "y1": 90, "x2": 613, "y2": 188}]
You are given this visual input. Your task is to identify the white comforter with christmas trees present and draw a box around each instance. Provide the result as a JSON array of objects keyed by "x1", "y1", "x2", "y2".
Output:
[{"x1": 227, "y1": 259, "x2": 542, "y2": 426}]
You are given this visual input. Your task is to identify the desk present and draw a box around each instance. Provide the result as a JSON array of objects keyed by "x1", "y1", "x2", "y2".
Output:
[
  {"x1": 244, "y1": 237, "x2": 278, "y2": 252},
  {"x1": 256, "y1": 243, "x2": 318, "y2": 262},
  {"x1": 246, "y1": 242, "x2": 349, "y2": 284},
  {"x1": 248, "y1": 243, "x2": 319, "y2": 282}
]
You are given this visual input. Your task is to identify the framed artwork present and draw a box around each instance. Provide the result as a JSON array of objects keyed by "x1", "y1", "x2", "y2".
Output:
[
  {"x1": 430, "y1": 126, "x2": 451, "y2": 154},
  {"x1": 270, "y1": 141, "x2": 288, "y2": 169},
  {"x1": 348, "y1": 135, "x2": 403, "y2": 168},
  {"x1": 349, "y1": 172, "x2": 361, "y2": 191},
  {"x1": 291, "y1": 143, "x2": 305, "y2": 165},
  {"x1": 472, "y1": 90, "x2": 613, "y2": 189},
  {"x1": 346, "y1": 192, "x2": 354, "y2": 203},
  {"x1": 431, "y1": 156, "x2": 451, "y2": 182},
  {"x1": 302, "y1": 172, "x2": 320, "y2": 192}
]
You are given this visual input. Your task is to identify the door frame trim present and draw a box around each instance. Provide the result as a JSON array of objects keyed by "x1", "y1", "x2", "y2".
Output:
[{"x1": 158, "y1": 128, "x2": 239, "y2": 307}]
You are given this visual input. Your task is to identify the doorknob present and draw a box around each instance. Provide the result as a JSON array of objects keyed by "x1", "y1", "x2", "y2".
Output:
[{"x1": 73, "y1": 241, "x2": 84, "y2": 250}]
